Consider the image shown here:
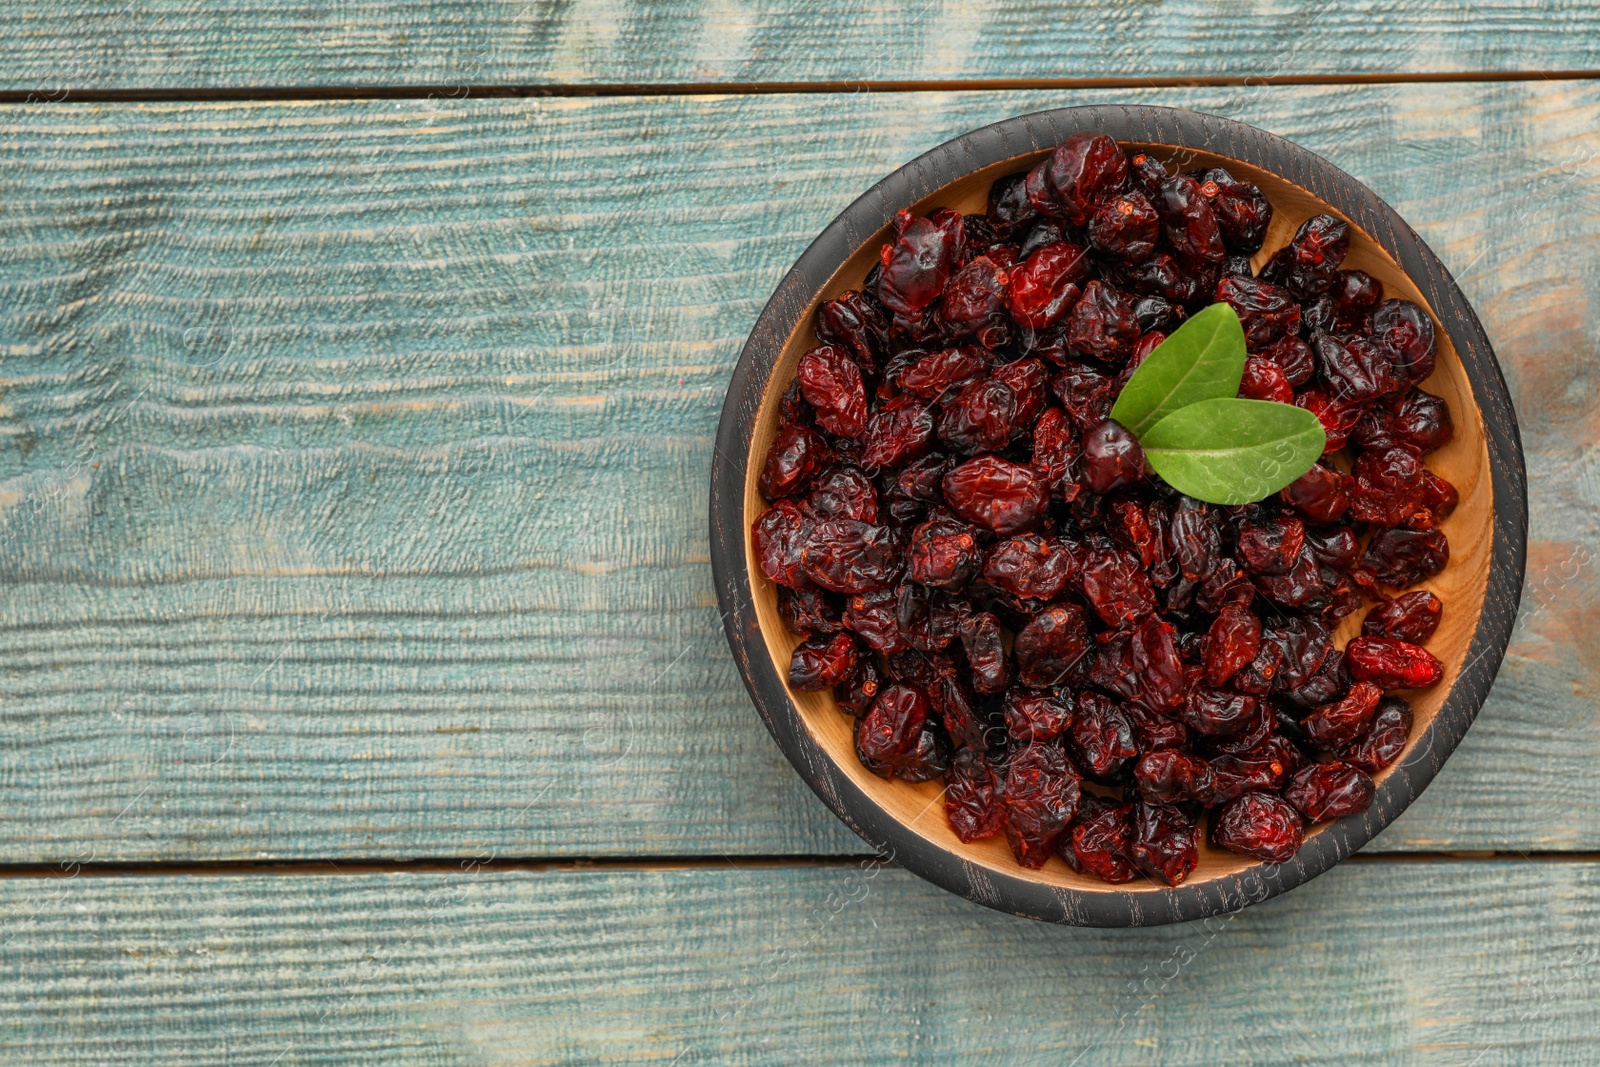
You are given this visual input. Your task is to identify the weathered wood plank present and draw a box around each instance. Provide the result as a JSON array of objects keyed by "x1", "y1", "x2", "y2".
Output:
[
  {"x1": 0, "y1": 861, "x2": 1595, "y2": 1063},
  {"x1": 2, "y1": 0, "x2": 1598, "y2": 93},
  {"x1": 0, "y1": 83, "x2": 1595, "y2": 861}
]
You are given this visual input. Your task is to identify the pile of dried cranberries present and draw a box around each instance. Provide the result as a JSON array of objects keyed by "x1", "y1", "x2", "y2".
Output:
[{"x1": 752, "y1": 131, "x2": 1455, "y2": 885}]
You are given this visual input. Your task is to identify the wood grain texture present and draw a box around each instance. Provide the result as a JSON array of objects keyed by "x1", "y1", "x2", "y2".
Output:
[
  {"x1": 1, "y1": 0, "x2": 1598, "y2": 93},
  {"x1": 0, "y1": 83, "x2": 1594, "y2": 862},
  {"x1": 0, "y1": 861, "x2": 1596, "y2": 1063}
]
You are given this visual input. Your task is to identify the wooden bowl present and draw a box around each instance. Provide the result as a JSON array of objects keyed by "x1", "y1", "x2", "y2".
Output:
[{"x1": 710, "y1": 106, "x2": 1526, "y2": 926}]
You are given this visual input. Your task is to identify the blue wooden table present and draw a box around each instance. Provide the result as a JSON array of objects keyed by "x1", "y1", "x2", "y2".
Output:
[{"x1": 0, "y1": 3, "x2": 1597, "y2": 1062}]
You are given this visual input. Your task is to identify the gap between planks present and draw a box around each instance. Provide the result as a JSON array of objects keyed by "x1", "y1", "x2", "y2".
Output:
[
  {"x1": 0, "y1": 852, "x2": 1596, "y2": 879},
  {"x1": 2, "y1": 69, "x2": 1598, "y2": 104}
]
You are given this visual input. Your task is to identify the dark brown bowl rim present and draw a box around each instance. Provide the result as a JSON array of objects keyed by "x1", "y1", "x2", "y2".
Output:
[{"x1": 709, "y1": 105, "x2": 1527, "y2": 926}]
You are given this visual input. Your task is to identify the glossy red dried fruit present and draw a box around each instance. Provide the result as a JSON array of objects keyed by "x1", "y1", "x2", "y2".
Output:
[
  {"x1": 1004, "y1": 742, "x2": 1082, "y2": 867},
  {"x1": 941, "y1": 454, "x2": 1050, "y2": 535},
  {"x1": 1087, "y1": 191, "x2": 1160, "y2": 264},
  {"x1": 1341, "y1": 696, "x2": 1413, "y2": 773},
  {"x1": 1007, "y1": 241, "x2": 1088, "y2": 329},
  {"x1": 941, "y1": 256, "x2": 1011, "y2": 338},
  {"x1": 1131, "y1": 803, "x2": 1199, "y2": 886},
  {"x1": 1046, "y1": 132, "x2": 1128, "y2": 225},
  {"x1": 1362, "y1": 591, "x2": 1443, "y2": 644},
  {"x1": 1207, "y1": 750, "x2": 1288, "y2": 805},
  {"x1": 1363, "y1": 526, "x2": 1449, "y2": 586},
  {"x1": 1200, "y1": 168, "x2": 1272, "y2": 254},
  {"x1": 1371, "y1": 299, "x2": 1437, "y2": 385},
  {"x1": 1346, "y1": 636, "x2": 1444, "y2": 689},
  {"x1": 1216, "y1": 275, "x2": 1301, "y2": 349},
  {"x1": 1003, "y1": 687, "x2": 1074, "y2": 742},
  {"x1": 1212, "y1": 793, "x2": 1303, "y2": 863},
  {"x1": 1014, "y1": 604, "x2": 1090, "y2": 688},
  {"x1": 842, "y1": 589, "x2": 912, "y2": 655},
  {"x1": 788, "y1": 632, "x2": 860, "y2": 691},
  {"x1": 797, "y1": 344, "x2": 868, "y2": 438},
  {"x1": 815, "y1": 289, "x2": 889, "y2": 373},
  {"x1": 1238, "y1": 355, "x2": 1294, "y2": 403},
  {"x1": 984, "y1": 533, "x2": 1076, "y2": 602},
  {"x1": 1080, "y1": 543, "x2": 1157, "y2": 628},
  {"x1": 1066, "y1": 798, "x2": 1139, "y2": 883},
  {"x1": 753, "y1": 499, "x2": 811, "y2": 588},
  {"x1": 859, "y1": 393, "x2": 935, "y2": 470},
  {"x1": 1080, "y1": 417, "x2": 1146, "y2": 494},
  {"x1": 799, "y1": 519, "x2": 902, "y2": 593},
  {"x1": 957, "y1": 611, "x2": 1011, "y2": 695},
  {"x1": 1067, "y1": 692, "x2": 1139, "y2": 781},
  {"x1": 877, "y1": 208, "x2": 963, "y2": 315},
  {"x1": 1283, "y1": 761, "x2": 1375, "y2": 822},
  {"x1": 1281, "y1": 463, "x2": 1351, "y2": 523},
  {"x1": 1182, "y1": 688, "x2": 1259, "y2": 736},
  {"x1": 857, "y1": 682, "x2": 929, "y2": 761},
  {"x1": 1134, "y1": 748, "x2": 1214, "y2": 805},
  {"x1": 1066, "y1": 280, "x2": 1142, "y2": 363},
  {"x1": 1302, "y1": 680, "x2": 1384, "y2": 749},
  {"x1": 1155, "y1": 175, "x2": 1226, "y2": 265},
  {"x1": 945, "y1": 747, "x2": 1006, "y2": 842},
  {"x1": 1202, "y1": 605, "x2": 1262, "y2": 686}
]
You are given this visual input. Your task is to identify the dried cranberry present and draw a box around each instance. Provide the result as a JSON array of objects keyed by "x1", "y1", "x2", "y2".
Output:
[
  {"x1": 843, "y1": 589, "x2": 912, "y2": 655},
  {"x1": 1283, "y1": 761, "x2": 1375, "y2": 822},
  {"x1": 942, "y1": 455, "x2": 1050, "y2": 535},
  {"x1": 859, "y1": 393, "x2": 935, "y2": 470},
  {"x1": 1131, "y1": 803, "x2": 1199, "y2": 886},
  {"x1": 1014, "y1": 604, "x2": 1090, "y2": 688},
  {"x1": 833, "y1": 654, "x2": 882, "y2": 716},
  {"x1": 1311, "y1": 331, "x2": 1393, "y2": 404},
  {"x1": 1199, "y1": 169, "x2": 1272, "y2": 254},
  {"x1": 984, "y1": 533, "x2": 1076, "y2": 602},
  {"x1": 799, "y1": 519, "x2": 902, "y2": 593},
  {"x1": 1030, "y1": 407, "x2": 1081, "y2": 500},
  {"x1": 1236, "y1": 512, "x2": 1307, "y2": 576},
  {"x1": 958, "y1": 611, "x2": 1012, "y2": 694},
  {"x1": 1352, "y1": 387, "x2": 1453, "y2": 454},
  {"x1": 797, "y1": 344, "x2": 868, "y2": 438},
  {"x1": 907, "y1": 517, "x2": 980, "y2": 590},
  {"x1": 1080, "y1": 543, "x2": 1157, "y2": 628},
  {"x1": 1280, "y1": 463, "x2": 1351, "y2": 522},
  {"x1": 1238, "y1": 356, "x2": 1294, "y2": 403},
  {"x1": 1335, "y1": 270, "x2": 1383, "y2": 327},
  {"x1": 1155, "y1": 175, "x2": 1226, "y2": 265},
  {"x1": 1371, "y1": 299, "x2": 1437, "y2": 385},
  {"x1": 1066, "y1": 280, "x2": 1142, "y2": 363},
  {"x1": 1003, "y1": 687, "x2": 1074, "y2": 742},
  {"x1": 1007, "y1": 241, "x2": 1088, "y2": 329},
  {"x1": 1362, "y1": 590, "x2": 1442, "y2": 643},
  {"x1": 753, "y1": 499, "x2": 811, "y2": 588},
  {"x1": 1341, "y1": 696, "x2": 1413, "y2": 773},
  {"x1": 1046, "y1": 132, "x2": 1128, "y2": 225},
  {"x1": 759, "y1": 424, "x2": 832, "y2": 499},
  {"x1": 1346, "y1": 636, "x2": 1443, "y2": 689},
  {"x1": 1066, "y1": 799, "x2": 1139, "y2": 883},
  {"x1": 1207, "y1": 751, "x2": 1289, "y2": 804},
  {"x1": 1123, "y1": 251, "x2": 1202, "y2": 305},
  {"x1": 876, "y1": 207, "x2": 963, "y2": 315},
  {"x1": 898, "y1": 346, "x2": 991, "y2": 400},
  {"x1": 1182, "y1": 688, "x2": 1259, "y2": 736},
  {"x1": 1281, "y1": 214, "x2": 1350, "y2": 296},
  {"x1": 788, "y1": 632, "x2": 861, "y2": 691},
  {"x1": 1051, "y1": 362, "x2": 1118, "y2": 429},
  {"x1": 938, "y1": 376, "x2": 1019, "y2": 454},
  {"x1": 1202, "y1": 605, "x2": 1262, "y2": 686},
  {"x1": 1067, "y1": 691, "x2": 1139, "y2": 780},
  {"x1": 1213, "y1": 793, "x2": 1303, "y2": 863},
  {"x1": 1217, "y1": 275, "x2": 1301, "y2": 349},
  {"x1": 1302, "y1": 681, "x2": 1383, "y2": 749},
  {"x1": 986, "y1": 171, "x2": 1039, "y2": 239},
  {"x1": 1087, "y1": 191, "x2": 1160, "y2": 264},
  {"x1": 1349, "y1": 446, "x2": 1426, "y2": 527},
  {"x1": 1004, "y1": 742, "x2": 1082, "y2": 867},
  {"x1": 815, "y1": 290, "x2": 890, "y2": 374},
  {"x1": 857, "y1": 683, "x2": 930, "y2": 762},
  {"x1": 1081, "y1": 418, "x2": 1145, "y2": 493},
  {"x1": 945, "y1": 747, "x2": 1006, "y2": 842},
  {"x1": 1362, "y1": 526, "x2": 1449, "y2": 586}
]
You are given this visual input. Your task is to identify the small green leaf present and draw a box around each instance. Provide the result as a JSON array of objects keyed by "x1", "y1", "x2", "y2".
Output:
[
  {"x1": 1141, "y1": 398, "x2": 1327, "y2": 505},
  {"x1": 1109, "y1": 302, "x2": 1248, "y2": 439}
]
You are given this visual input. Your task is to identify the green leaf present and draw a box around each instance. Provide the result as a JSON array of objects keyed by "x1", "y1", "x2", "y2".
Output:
[
  {"x1": 1141, "y1": 398, "x2": 1327, "y2": 505},
  {"x1": 1109, "y1": 302, "x2": 1247, "y2": 439}
]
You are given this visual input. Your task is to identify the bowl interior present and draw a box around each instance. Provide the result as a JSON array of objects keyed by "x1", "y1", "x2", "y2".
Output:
[{"x1": 743, "y1": 143, "x2": 1493, "y2": 894}]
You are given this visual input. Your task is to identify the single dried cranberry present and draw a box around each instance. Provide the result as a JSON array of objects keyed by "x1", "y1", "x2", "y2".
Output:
[
  {"x1": 1126, "y1": 152, "x2": 1168, "y2": 197},
  {"x1": 1252, "y1": 540, "x2": 1325, "y2": 608},
  {"x1": 1081, "y1": 418, "x2": 1145, "y2": 493},
  {"x1": 1302, "y1": 681, "x2": 1383, "y2": 749},
  {"x1": 1306, "y1": 525, "x2": 1360, "y2": 569},
  {"x1": 859, "y1": 393, "x2": 935, "y2": 470},
  {"x1": 1349, "y1": 445, "x2": 1426, "y2": 527},
  {"x1": 1067, "y1": 691, "x2": 1139, "y2": 779},
  {"x1": 1066, "y1": 280, "x2": 1142, "y2": 363},
  {"x1": 1123, "y1": 251, "x2": 1202, "y2": 305},
  {"x1": 945, "y1": 747, "x2": 1006, "y2": 842},
  {"x1": 815, "y1": 289, "x2": 890, "y2": 374},
  {"x1": 1283, "y1": 761, "x2": 1375, "y2": 822},
  {"x1": 1352, "y1": 387, "x2": 1453, "y2": 454},
  {"x1": 938, "y1": 376, "x2": 1019, "y2": 454},
  {"x1": 797, "y1": 344, "x2": 868, "y2": 438},
  {"x1": 942, "y1": 455, "x2": 1050, "y2": 535},
  {"x1": 1155, "y1": 175, "x2": 1226, "y2": 265},
  {"x1": 1128, "y1": 702, "x2": 1188, "y2": 752},
  {"x1": 984, "y1": 533, "x2": 1076, "y2": 602},
  {"x1": 1421, "y1": 471, "x2": 1458, "y2": 519},
  {"x1": 876, "y1": 207, "x2": 963, "y2": 316},
  {"x1": 895, "y1": 581, "x2": 963, "y2": 652},
  {"x1": 1066, "y1": 799, "x2": 1139, "y2": 883},
  {"x1": 941, "y1": 257, "x2": 1011, "y2": 338},
  {"x1": 788, "y1": 632, "x2": 860, "y2": 691},
  {"x1": 1131, "y1": 803, "x2": 1199, "y2": 886},
  {"x1": 993, "y1": 358, "x2": 1050, "y2": 427},
  {"x1": 778, "y1": 584, "x2": 843, "y2": 636},
  {"x1": 1301, "y1": 294, "x2": 1338, "y2": 335},
  {"x1": 1211, "y1": 694, "x2": 1278, "y2": 754},
  {"x1": 1050, "y1": 362, "x2": 1118, "y2": 429},
  {"x1": 1003, "y1": 687, "x2": 1074, "y2": 743},
  {"x1": 759, "y1": 423, "x2": 832, "y2": 499},
  {"x1": 958, "y1": 611, "x2": 1012, "y2": 694},
  {"x1": 1046, "y1": 132, "x2": 1128, "y2": 225},
  {"x1": 1283, "y1": 214, "x2": 1350, "y2": 296},
  {"x1": 1362, "y1": 526, "x2": 1449, "y2": 586},
  {"x1": 1217, "y1": 275, "x2": 1302, "y2": 349},
  {"x1": 1202, "y1": 605, "x2": 1262, "y2": 686},
  {"x1": 1087, "y1": 191, "x2": 1160, "y2": 264},
  {"x1": 833, "y1": 654, "x2": 882, "y2": 716},
  {"x1": 843, "y1": 589, "x2": 912, "y2": 655},
  {"x1": 1007, "y1": 241, "x2": 1088, "y2": 329},
  {"x1": 1295, "y1": 388, "x2": 1361, "y2": 451},
  {"x1": 898, "y1": 346, "x2": 991, "y2": 400},
  {"x1": 753, "y1": 499, "x2": 811, "y2": 588},
  {"x1": 1260, "y1": 334, "x2": 1315, "y2": 387},
  {"x1": 1030, "y1": 407, "x2": 1081, "y2": 500},
  {"x1": 1207, "y1": 751, "x2": 1289, "y2": 804},
  {"x1": 1129, "y1": 615, "x2": 1186, "y2": 713},
  {"x1": 1371, "y1": 299, "x2": 1437, "y2": 385},
  {"x1": 907, "y1": 517, "x2": 981, "y2": 590},
  {"x1": 857, "y1": 683, "x2": 930, "y2": 761},
  {"x1": 799, "y1": 519, "x2": 902, "y2": 593},
  {"x1": 803, "y1": 466, "x2": 877, "y2": 524},
  {"x1": 1004, "y1": 742, "x2": 1082, "y2": 867},
  {"x1": 1280, "y1": 463, "x2": 1351, "y2": 522},
  {"x1": 1362, "y1": 590, "x2": 1442, "y2": 644},
  {"x1": 1238, "y1": 355, "x2": 1294, "y2": 403},
  {"x1": 1080, "y1": 543, "x2": 1157, "y2": 628},
  {"x1": 1014, "y1": 604, "x2": 1090, "y2": 688},
  {"x1": 1182, "y1": 688, "x2": 1259, "y2": 736},
  {"x1": 986, "y1": 171, "x2": 1039, "y2": 239},
  {"x1": 1199, "y1": 168, "x2": 1272, "y2": 254},
  {"x1": 1236, "y1": 512, "x2": 1307, "y2": 576},
  {"x1": 889, "y1": 722, "x2": 951, "y2": 782},
  {"x1": 1213, "y1": 793, "x2": 1303, "y2": 863},
  {"x1": 1335, "y1": 270, "x2": 1383, "y2": 327},
  {"x1": 1311, "y1": 331, "x2": 1393, "y2": 403},
  {"x1": 1346, "y1": 636, "x2": 1443, "y2": 689},
  {"x1": 1134, "y1": 749, "x2": 1213, "y2": 805},
  {"x1": 1341, "y1": 696, "x2": 1413, "y2": 773}
]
